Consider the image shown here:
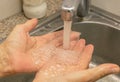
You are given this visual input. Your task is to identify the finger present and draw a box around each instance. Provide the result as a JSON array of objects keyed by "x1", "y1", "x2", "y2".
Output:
[
  {"x1": 78, "y1": 44, "x2": 94, "y2": 69},
  {"x1": 59, "y1": 40, "x2": 78, "y2": 49},
  {"x1": 33, "y1": 31, "x2": 63, "y2": 45},
  {"x1": 59, "y1": 39, "x2": 80, "y2": 50},
  {"x1": 34, "y1": 31, "x2": 79, "y2": 46},
  {"x1": 40, "y1": 30, "x2": 63, "y2": 41},
  {"x1": 7, "y1": 19, "x2": 37, "y2": 41},
  {"x1": 65, "y1": 64, "x2": 120, "y2": 82},
  {"x1": 50, "y1": 31, "x2": 80, "y2": 47},
  {"x1": 24, "y1": 18, "x2": 38, "y2": 32},
  {"x1": 69, "y1": 41, "x2": 78, "y2": 50},
  {"x1": 73, "y1": 39, "x2": 86, "y2": 53}
]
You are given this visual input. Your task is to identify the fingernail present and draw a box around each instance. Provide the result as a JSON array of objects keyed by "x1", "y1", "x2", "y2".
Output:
[
  {"x1": 112, "y1": 67, "x2": 120, "y2": 73},
  {"x1": 32, "y1": 18, "x2": 38, "y2": 22}
]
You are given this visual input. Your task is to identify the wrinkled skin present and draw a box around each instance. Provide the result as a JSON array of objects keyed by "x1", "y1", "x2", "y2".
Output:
[{"x1": 1, "y1": 19, "x2": 80, "y2": 73}]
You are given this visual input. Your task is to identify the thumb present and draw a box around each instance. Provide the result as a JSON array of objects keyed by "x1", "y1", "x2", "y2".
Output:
[
  {"x1": 64, "y1": 64, "x2": 120, "y2": 82},
  {"x1": 24, "y1": 18, "x2": 38, "y2": 32},
  {"x1": 6, "y1": 18, "x2": 38, "y2": 41}
]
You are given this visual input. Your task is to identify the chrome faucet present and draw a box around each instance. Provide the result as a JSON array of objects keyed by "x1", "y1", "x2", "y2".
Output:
[{"x1": 61, "y1": 0, "x2": 90, "y2": 21}]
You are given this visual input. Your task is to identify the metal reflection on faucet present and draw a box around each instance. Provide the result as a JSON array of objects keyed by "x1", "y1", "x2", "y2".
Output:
[{"x1": 61, "y1": 0, "x2": 90, "y2": 21}]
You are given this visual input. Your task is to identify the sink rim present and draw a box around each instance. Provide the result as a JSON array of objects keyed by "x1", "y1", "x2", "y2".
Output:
[{"x1": 74, "y1": 21, "x2": 120, "y2": 31}]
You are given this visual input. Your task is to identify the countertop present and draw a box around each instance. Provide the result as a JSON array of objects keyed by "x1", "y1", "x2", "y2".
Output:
[{"x1": 0, "y1": 0, "x2": 62, "y2": 41}]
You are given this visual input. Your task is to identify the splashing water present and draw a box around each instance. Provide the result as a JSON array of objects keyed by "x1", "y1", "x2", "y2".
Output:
[{"x1": 63, "y1": 21, "x2": 72, "y2": 49}]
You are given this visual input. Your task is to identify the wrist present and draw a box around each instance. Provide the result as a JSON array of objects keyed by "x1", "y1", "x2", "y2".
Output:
[{"x1": 0, "y1": 44, "x2": 15, "y2": 77}]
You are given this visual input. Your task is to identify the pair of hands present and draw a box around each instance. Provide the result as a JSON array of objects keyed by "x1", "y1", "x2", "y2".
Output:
[{"x1": 0, "y1": 19, "x2": 119, "y2": 82}]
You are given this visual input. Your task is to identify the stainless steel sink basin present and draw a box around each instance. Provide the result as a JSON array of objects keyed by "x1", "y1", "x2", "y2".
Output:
[
  {"x1": 72, "y1": 22, "x2": 120, "y2": 66},
  {"x1": 71, "y1": 22, "x2": 120, "y2": 82}
]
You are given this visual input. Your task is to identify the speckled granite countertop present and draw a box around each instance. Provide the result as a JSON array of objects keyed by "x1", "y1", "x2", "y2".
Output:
[{"x1": 0, "y1": 0, "x2": 62, "y2": 41}]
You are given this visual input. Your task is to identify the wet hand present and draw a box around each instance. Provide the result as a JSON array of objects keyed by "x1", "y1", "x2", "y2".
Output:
[
  {"x1": 33, "y1": 39, "x2": 120, "y2": 82},
  {"x1": 0, "y1": 19, "x2": 80, "y2": 74}
]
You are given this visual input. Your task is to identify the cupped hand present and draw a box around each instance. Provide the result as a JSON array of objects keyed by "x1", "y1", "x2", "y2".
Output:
[
  {"x1": 33, "y1": 39, "x2": 120, "y2": 82},
  {"x1": 0, "y1": 19, "x2": 80, "y2": 74}
]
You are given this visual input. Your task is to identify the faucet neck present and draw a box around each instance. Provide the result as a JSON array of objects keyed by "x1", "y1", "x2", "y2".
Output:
[{"x1": 77, "y1": 0, "x2": 90, "y2": 17}]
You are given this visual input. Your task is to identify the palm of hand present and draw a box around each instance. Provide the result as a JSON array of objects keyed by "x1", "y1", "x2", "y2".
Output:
[
  {"x1": 1, "y1": 24, "x2": 37, "y2": 72},
  {"x1": 3, "y1": 29, "x2": 63, "y2": 72},
  {"x1": 33, "y1": 39, "x2": 94, "y2": 82},
  {"x1": 2, "y1": 19, "x2": 80, "y2": 72}
]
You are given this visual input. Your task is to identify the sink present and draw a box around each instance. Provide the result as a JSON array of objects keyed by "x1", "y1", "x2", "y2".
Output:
[
  {"x1": 71, "y1": 22, "x2": 120, "y2": 82},
  {"x1": 0, "y1": 10, "x2": 120, "y2": 81},
  {"x1": 72, "y1": 22, "x2": 120, "y2": 66}
]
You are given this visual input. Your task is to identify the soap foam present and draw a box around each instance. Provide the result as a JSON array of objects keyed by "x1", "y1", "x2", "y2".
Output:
[
  {"x1": 32, "y1": 44, "x2": 80, "y2": 77},
  {"x1": 41, "y1": 64, "x2": 66, "y2": 78},
  {"x1": 55, "y1": 48, "x2": 79, "y2": 66},
  {"x1": 32, "y1": 44, "x2": 56, "y2": 69},
  {"x1": 39, "y1": 48, "x2": 80, "y2": 78}
]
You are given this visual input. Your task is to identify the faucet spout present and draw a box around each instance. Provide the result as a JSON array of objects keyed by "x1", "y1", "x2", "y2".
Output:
[
  {"x1": 61, "y1": 0, "x2": 80, "y2": 21},
  {"x1": 61, "y1": 0, "x2": 90, "y2": 21}
]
